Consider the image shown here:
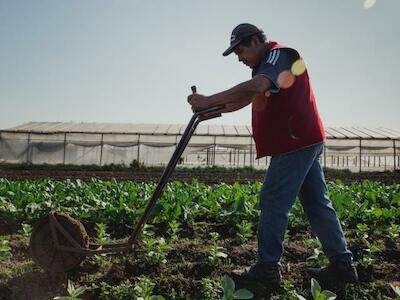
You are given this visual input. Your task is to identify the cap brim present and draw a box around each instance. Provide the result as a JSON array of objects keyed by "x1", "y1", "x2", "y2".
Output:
[{"x1": 222, "y1": 40, "x2": 241, "y2": 56}]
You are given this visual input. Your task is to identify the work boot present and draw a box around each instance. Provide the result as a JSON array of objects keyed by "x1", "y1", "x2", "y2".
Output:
[
  {"x1": 307, "y1": 262, "x2": 358, "y2": 288},
  {"x1": 230, "y1": 263, "x2": 282, "y2": 288}
]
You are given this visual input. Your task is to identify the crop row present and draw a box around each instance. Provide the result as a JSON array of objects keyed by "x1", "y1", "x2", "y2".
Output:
[{"x1": 1, "y1": 178, "x2": 399, "y2": 231}]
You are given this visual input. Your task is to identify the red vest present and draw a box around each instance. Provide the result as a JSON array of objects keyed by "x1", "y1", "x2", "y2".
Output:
[{"x1": 251, "y1": 41, "x2": 326, "y2": 158}]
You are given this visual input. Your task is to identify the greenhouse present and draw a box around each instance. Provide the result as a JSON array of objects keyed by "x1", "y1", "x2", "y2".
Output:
[{"x1": 0, "y1": 122, "x2": 399, "y2": 172}]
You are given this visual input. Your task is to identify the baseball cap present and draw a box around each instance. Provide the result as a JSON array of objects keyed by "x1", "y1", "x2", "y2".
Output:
[{"x1": 222, "y1": 23, "x2": 263, "y2": 56}]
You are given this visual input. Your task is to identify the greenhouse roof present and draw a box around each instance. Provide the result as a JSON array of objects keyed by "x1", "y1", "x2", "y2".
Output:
[{"x1": 1, "y1": 122, "x2": 400, "y2": 140}]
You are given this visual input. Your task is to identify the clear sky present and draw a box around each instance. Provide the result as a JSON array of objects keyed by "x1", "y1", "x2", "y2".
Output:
[{"x1": 0, "y1": 0, "x2": 399, "y2": 129}]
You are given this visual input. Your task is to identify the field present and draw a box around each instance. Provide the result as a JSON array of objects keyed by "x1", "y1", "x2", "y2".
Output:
[
  {"x1": 0, "y1": 172, "x2": 399, "y2": 299},
  {"x1": 0, "y1": 164, "x2": 399, "y2": 185}
]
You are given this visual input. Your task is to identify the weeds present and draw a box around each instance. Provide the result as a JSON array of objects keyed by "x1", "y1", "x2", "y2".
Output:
[
  {"x1": 53, "y1": 280, "x2": 87, "y2": 300},
  {"x1": 21, "y1": 223, "x2": 32, "y2": 237},
  {"x1": 235, "y1": 220, "x2": 253, "y2": 245},
  {"x1": 386, "y1": 224, "x2": 399, "y2": 245},
  {"x1": 98, "y1": 280, "x2": 135, "y2": 300},
  {"x1": 167, "y1": 220, "x2": 181, "y2": 243},
  {"x1": 134, "y1": 276, "x2": 165, "y2": 300},
  {"x1": 0, "y1": 237, "x2": 12, "y2": 260},
  {"x1": 200, "y1": 277, "x2": 222, "y2": 300},
  {"x1": 95, "y1": 223, "x2": 111, "y2": 246},
  {"x1": 206, "y1": 232, "x2": 228, "y2": 266},
  {"x1": 141, "y1": 225, "x2": 168, "y2": 266},
  {"x1": 306, "y1": 238, "x2": 329, "y2": 266}
]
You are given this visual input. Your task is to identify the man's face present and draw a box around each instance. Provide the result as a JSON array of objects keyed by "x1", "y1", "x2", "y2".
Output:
[{"x1": 233, "y1": 38, "x2": 263, "y2": 69}]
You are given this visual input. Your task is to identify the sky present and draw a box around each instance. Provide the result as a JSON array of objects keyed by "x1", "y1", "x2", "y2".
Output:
[{"x1": 0, "y1": 0, "x2": 399, "y2": 129}]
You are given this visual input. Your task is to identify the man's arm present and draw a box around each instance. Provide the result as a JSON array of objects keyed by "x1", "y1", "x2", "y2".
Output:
[
  {"x1": 188, "y1": 75, "x2": 271, "y2": 112},
  {"x1": 207, "y1": 75, "x2": 271, "y2": 106}
]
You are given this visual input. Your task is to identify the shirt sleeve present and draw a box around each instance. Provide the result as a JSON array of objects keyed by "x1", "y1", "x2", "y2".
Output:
[{"x1": 254, "y1": 48, "x2": 300, "y2": 94}]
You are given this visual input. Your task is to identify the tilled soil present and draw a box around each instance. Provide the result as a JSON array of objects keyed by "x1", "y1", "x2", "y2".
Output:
[
  {"x1": 0, "y1": 168, "x2": 399, "y2": 184},
  {"x1": 0, "y1": 168, "x2": 399, "y2": 299},
  {"x1": 0, "y1": 225, "x2": 399, "y2": 300}
]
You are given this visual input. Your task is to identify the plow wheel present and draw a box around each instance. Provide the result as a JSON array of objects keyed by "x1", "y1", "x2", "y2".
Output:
[{"x1": 29, "y1": 212, "x2": 89, "y2": 273}]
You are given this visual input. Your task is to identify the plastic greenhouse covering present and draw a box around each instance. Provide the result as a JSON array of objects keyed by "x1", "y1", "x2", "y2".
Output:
[{"x1": 0, "y1": 122, "x2": 399, "y2": 172}]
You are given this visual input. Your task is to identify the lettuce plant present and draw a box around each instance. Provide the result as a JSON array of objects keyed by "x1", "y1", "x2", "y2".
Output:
[
  {"x1": 297, "y1": 278, "x2": 336, "y2": 300},
  {"x1": 221, "y1": 275, "x2": 253, "y2": 300}
]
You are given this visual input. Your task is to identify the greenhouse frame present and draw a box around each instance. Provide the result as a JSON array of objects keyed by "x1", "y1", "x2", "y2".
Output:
[{"x1": 0, "y1": 122, "x2": 399, "y2": 172}]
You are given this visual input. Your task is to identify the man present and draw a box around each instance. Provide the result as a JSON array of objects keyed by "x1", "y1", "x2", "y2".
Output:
[{"x1": 187, "y1": 23, "x2": 358, "y2": 289}]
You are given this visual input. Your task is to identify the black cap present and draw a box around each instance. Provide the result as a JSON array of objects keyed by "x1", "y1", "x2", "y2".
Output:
[{"x1": 222, "y1": 23, "x2": 263, "y2": 56}]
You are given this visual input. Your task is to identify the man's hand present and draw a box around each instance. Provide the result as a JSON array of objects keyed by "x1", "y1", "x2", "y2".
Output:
[{"x1": 187, "y1": 93, "x2": 212, "y2": 112}]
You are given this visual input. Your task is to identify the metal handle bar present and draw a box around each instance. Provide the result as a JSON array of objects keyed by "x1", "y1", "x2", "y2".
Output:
[
  {"x1": 196, "y1": 105, "x2": 226, "y2": 118},
  {"x1": 128, "y1": 87, "x2": 224, "y2": 246}
]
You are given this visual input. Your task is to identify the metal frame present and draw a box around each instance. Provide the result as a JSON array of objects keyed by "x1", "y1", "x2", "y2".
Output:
[{"x1": 45, "y1": 105, "x2": 225, "y2": 256}]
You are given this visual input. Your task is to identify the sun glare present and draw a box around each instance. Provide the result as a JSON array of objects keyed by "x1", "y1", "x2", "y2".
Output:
[
  {"x1": 291, "y1": 59, "x2": 306, "y2": 76},
  {"x1": 278, "y1": 70, "x2": 295, "y2": 89},
  {"x1": 363, "y1": 0, "x2": 377, "y2": 9}
]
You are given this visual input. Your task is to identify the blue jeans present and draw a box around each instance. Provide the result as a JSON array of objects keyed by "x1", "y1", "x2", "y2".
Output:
[{"x1": 257, "y1": 142, "x2": 353, "y2": 267}]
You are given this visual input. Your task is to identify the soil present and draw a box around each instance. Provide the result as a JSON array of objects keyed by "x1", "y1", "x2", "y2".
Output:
[
  {"x1": 0, "y1": 168, "x2": 399, "y2": 185},
  {"x1": 0, "y1": 226, "x2": 399, "y2": 300}
]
